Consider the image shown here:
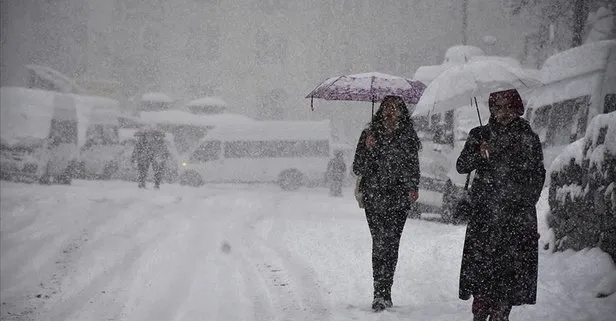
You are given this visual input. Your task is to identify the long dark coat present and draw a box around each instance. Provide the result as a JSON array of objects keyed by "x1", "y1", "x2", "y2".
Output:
[
  {"x1": 353, "y1": 124, "x2": 421, "y2": 211},
  {"x1": 457, "y1": 117, "x2": 545, "y2": 305}
]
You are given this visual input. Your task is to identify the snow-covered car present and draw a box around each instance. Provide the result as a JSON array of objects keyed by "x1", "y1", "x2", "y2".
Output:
[
  {"x1": 112, "y1": 129, "x2": 180, "y2": 183},
  {"x1": 413, "y1": 102, "x2": 490, "y2": 222}
]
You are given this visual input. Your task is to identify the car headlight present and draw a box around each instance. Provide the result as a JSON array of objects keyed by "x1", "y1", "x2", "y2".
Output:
[{"x1": 182, "y1": 161, "x2": 187, "y2": 167}]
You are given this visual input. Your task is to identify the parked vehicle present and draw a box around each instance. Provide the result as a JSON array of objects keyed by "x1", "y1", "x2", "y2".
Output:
[
  {"x1": 77, "y1": 107, "x2": 123, "y2": 180},
  {"x1": 0, "y1": 87, "x2": 79, "y2": 184},
  {"x1": 0, "y1": 86, "x2": 123, "y2": 183},
  {"x1": 179, "y1": 120, "x2": 332, "y2": 190},
  {"x1": 525, "y1": 39, "x2": 616, "y2": 168}
]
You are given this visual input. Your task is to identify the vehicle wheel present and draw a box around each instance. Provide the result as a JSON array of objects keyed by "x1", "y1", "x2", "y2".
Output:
[
  {"x1": 179, "y1": 170, "x2": 203, "y2": 187},
  {"x1": 278, "y1": 169, "x2": 304, "y2": 191}
]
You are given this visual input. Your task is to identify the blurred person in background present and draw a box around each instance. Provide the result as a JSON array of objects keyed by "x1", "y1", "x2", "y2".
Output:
[
  {"x1": 326, "y1": 149, "x2": 346, "y2": 197},
  {"x1": 132, "y1": 127, "x2": 169, "y2": 189}
]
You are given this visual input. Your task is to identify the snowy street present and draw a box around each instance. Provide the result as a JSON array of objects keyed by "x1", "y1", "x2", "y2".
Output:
[{"x1": 1, "y1": 181, "x2": 615, "y2": 321}]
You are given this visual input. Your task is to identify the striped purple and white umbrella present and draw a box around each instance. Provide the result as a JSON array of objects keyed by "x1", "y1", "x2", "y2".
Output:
[{"x1": 306, "y1": 72, "x2": 426, "y2": 113}]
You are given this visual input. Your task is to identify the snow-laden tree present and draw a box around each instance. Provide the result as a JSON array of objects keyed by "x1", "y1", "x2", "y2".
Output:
[{"x1": 508, "y1": 0, "x2": 614, "y2": 48}]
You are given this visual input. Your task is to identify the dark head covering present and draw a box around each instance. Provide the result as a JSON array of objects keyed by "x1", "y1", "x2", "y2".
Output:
[
  {"x1": 372, "y1": 95, "x2": 413, "y2": 132},
  {"x1": 488, "y1": 88, "x2": 524, "y2": 116},
  {"x1": 371, "y1": 95, "x2": 421, "y2": 150}
]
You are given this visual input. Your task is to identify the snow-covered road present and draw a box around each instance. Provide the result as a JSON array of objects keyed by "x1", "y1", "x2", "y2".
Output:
[{"x1": 1, "y1": 181, "x2": 615, "y2": 321}]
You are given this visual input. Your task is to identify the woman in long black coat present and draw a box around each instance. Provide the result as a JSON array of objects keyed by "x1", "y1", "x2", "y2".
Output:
[
  {"x1": 456, "y1": 89, "x2": 546, "y2": 321},
  {"x1": 353, "y1": 95, "x2": 421, "y2": 312}
]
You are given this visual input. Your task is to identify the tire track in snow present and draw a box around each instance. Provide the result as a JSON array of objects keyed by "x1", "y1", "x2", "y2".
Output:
[
  {"x1": 36, "y1": 196, "x2": 184, "y2": 321},
  {"x1": 0, "y1": 196, "x2": 142, "y2": 321},
  {"x1": 231, "y1": 192, "x2": 332, "y2": 321}
]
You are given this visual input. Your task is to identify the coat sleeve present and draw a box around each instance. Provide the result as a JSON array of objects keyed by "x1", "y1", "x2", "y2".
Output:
[
  {"x1": 511, "y1": 132, "x2": 546, "y2": 207},
  {"x1": 400, "y1": 130, "x2": 421, "y2": 191},
  {"x1": 352, "y1": 129, "x2": 371, "y2": 176},
  {"x1": 456, "y1": 127, "x2": 490, "y2": 174},
  {"x1": 499, "y1": 129, "x2": 545, "y2": 207}
]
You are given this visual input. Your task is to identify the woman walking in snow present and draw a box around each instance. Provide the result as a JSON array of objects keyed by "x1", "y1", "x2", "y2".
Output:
[
  {"x1": 352, "y1": 95, "x2": 421, "y2": 312},
  {"x1": 456, "y1": 89, "x2": 545, "y2": 321}
]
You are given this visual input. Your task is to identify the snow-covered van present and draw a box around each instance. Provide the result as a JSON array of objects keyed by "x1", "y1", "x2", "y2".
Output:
[
  {"x1": 0, "y1": 88, "x2": 79, "y2": 183},
  {"x1": 0, "y1": 86, "x2": 123, "y2": 183},
  {"x1": 526, "y1": 39, "x2": 616, "y2": 168},
  {"x1": 179, "y1": 120, "x2": 332, "y2": 190},
  {"x1": 77, "y1": 106, "x2": 123, "y2": 179},
  {"x1": 139, "y1": 109, "x2": 254, "y2": 155}
]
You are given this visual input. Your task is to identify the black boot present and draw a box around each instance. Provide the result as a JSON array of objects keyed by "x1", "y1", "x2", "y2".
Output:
[
  {"x1": 383, "y1": 292, "x2": 393, "y2": 308},
  {"x1": 371, "y1": 297, "x2": 386, "y2": 312}
]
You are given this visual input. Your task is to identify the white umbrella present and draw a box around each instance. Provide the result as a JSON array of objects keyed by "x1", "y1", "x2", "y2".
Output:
[{"x1": 413, "y1": 59, "x2": 541, "y2": 125}]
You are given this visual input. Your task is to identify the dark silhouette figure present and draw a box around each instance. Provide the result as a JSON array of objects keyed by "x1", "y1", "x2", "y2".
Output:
[
  {"x1": 352, "y1": 95, "x2": 421, "y2": 311},
  {"x1": 326, "y1": 150, "x2": 346, "y2": 197},
  {"x1": 457, "y1": 89, "x2": 545, "y2": 321},
  {"x1": 132, "y1": 129, "x2": 170, "y2": 189}
]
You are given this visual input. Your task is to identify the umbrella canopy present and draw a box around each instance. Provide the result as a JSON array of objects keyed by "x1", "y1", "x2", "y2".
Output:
[
  {"x1": 413, "y1": 59, "x2": 541, "y2": 118},
  {"x1": 306, "y1": 72, "x2": 426, "y2": 110}
]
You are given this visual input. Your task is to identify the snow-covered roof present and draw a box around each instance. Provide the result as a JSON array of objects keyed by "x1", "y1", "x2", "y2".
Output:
[
  {"x1": 202, "y1": 120, "x2": 332, "y2": 141},
  {"x1": 540, "y1": 40, "x2": 615, "y2": 84},
  {"x1": 527, "y1": 72, "x2": 602, "y2": 108},
  {"x1": 0, "y1": 86, "x2": 121, "y2": 147},
  {"x1": 24, "y1": 64, "x2": 86, "y2": 94},
  {"x1": 413, "y1": 55, "x2": 527, "y2": 86},
  {"x1": 1, "y1": 87, "x2": 55, "y2": 145},
  {"x1": 118, "y1": 128, "x2": 174, "y2": 142},
  {"x1": 141, "y1": 92, "x2": 173, "y2": 103},
  {"x1": 443, "y1": 45, "x2": 485, "y2": 64},
  {"x1": 186, "y1": 97, "x2": 227, "y2": 107},
  {"x1": 413, "y1": 64, "x2": 452, "y2": 85},
  {"x1": 469, "y1": 55, "x2": 522, "y2": 68},
  {"x1": 140, "y1": 110, "x2": 254, "y2": 128}
]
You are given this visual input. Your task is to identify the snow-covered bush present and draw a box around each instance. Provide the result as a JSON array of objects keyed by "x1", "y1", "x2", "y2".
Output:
[{"x1": 547, "y1": 112, "x2": 616, "y2": 260}]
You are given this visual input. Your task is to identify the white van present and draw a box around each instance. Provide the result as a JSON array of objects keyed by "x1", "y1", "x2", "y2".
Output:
[
  {"x1": 526, "y1": 39, "x2": 616, "y2": 167},
  {"x1": 77, "y1": 106, "x2": 123, "y2": 179},
  {"x1": 0, "y1": 86, "x2": 123, "y2": 182},
  {"x1": 179, "y1": 120, "x2": 332, "y2": 190}
]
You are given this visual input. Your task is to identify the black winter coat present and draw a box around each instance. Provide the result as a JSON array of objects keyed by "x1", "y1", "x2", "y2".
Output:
[
  {"x1": 353, "y1": 125, "x2": 421, "y2": 211},
  {"x1": 132, "y1": 134, "x2": 169, "y2": 165},
  {"x1": 457, "y1": 117, "x2": 545, "y2": 305}
]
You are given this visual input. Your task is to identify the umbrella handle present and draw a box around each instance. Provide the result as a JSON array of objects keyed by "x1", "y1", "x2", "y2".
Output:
[
  {"x1": 371, "y1": 99, "x2": 374, "y2": 118},
  {"x1": 473, "y1": 97, "x2": 483, "y2": 126},
  {"x1": 311, "y1": 96, "x2": 314, "y2": 111}
]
